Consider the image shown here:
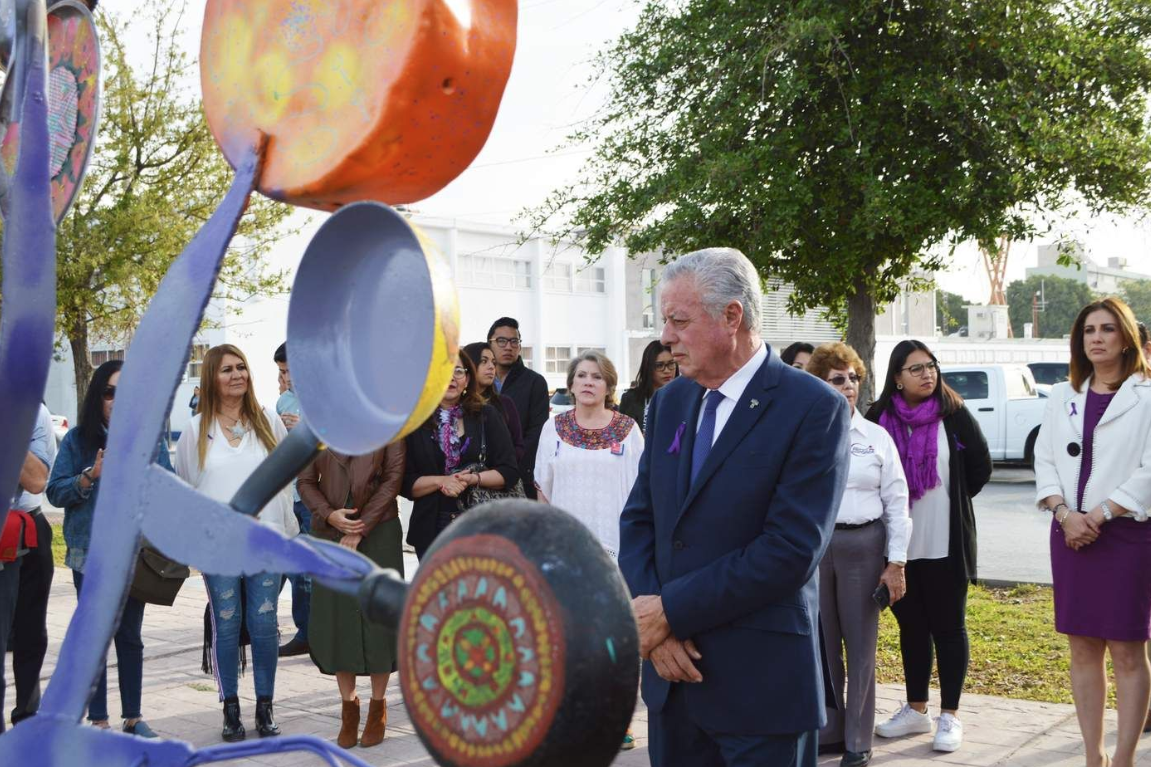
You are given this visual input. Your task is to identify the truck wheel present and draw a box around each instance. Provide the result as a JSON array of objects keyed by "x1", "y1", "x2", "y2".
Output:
[{"x1": 1025, "y1": 428, "x2": 1040, "y2": 468}]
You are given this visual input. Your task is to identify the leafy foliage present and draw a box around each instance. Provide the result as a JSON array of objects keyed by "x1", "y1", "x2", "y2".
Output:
[
  {"x1": 531, "y1": 0, "x2": 1151, "y2": 368},
  {"x1": 1120, "y1": 278, "x2": 1151, "y2": 325},
  {"x1": 54, "y1": 1, "x2": 297, "y2": 403},
  {"x1": 936, "y1": 289, "x2": 968, "y2": 333},
  {"x1": 1005, "y1": 273, "x2": 1096, "y2": 338}
]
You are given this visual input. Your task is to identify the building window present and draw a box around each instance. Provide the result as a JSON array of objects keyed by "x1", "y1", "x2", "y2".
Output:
[
  {"x1": 520, "y1": 346, "x2": 533, "y2": 368},
  {"x1": 641, "y1": 268, "x2": 657, "y2": 329},
  {"x1": 90, "y1": 348, "x2": 125, "y2": 367},
  {"x1": 457, "y1": 254, "x2": 532, "y2": 290},
  {"x1": 545, "y1": 345, "x2": 572, "y2": 374},
  {"x1": 187, "y1": 343, "x2": 209, "y2": 380},
  {"x1": 574, "y1": 266, "x2": 606, "y2": 293},
  {"x1": 543, "y1": 262, "x2": 573, "y2": 292}
]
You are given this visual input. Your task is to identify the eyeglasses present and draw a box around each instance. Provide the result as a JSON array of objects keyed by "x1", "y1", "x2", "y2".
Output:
[
  {"x1": 900, "y1": 361, "x2": 939, "y2": 378},
  {"x1": 827, "y1": 373, "x2": 861, "y2": 386},
  {"x1": 102, "y1": 385, "x2": 116, "y2": 401},
  {"x1": 452, "y1": 367, "x2": 468, "y2": 379},
  {"x1": 653, "y1": 361, "x2": 677, "y2": 372},
  {"x1": 490, "y1": 337, "x2": 521, "y2": 349}
]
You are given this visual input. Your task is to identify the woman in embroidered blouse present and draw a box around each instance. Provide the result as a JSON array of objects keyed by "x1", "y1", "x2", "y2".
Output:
[
  {"x1": 174, "y1": 344, "x2": 297, "y2": 743},
  {"x1": 1034, "y1": 297, "x2": 1151, "y2": 767},
  {"x1": 534, "y1": 350, "x2": 643, "y2": 559},
  {"x1": 866, "y1": 340, "x2": 991, "y2": 754},
  {"x1": 618, "y1": 340, "x2": 678, "y2": 435},
  {"x1": 401, "y1": 351, "x2": 519, "y2": 559}
]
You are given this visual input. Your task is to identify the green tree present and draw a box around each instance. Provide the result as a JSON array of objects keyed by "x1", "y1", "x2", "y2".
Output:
[
  {"x1": 57, "y1": 1, "x2": 295, "y2": 405},
  {"x1": 1006, "y1": 274, "x2": 1095, "y2": 339},
  {"x1": 530, "y1": 0, "x2": 1151, "y2": 403},
  {"x1": 1120, "y1": 279, "x2": 1151, "y2": 325},
  {"x1": 936, "y1": 290, "x2": 968, "y2": 334}
]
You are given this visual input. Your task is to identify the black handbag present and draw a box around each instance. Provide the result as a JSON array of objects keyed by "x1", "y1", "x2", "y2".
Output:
[
  {"x1": 457, "y1": 417, "x2": 525, "y2": 512},
  {"x1": 129, "y1": 541, "x2": 190, "y2": 606}
]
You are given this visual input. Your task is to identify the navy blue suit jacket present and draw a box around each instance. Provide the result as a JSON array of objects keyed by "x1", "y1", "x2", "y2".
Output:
[{"x1": 618, "y1": 346, "x2": 851, "y2": 736}]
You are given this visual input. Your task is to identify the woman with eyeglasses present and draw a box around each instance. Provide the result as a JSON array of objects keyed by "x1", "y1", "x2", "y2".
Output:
[
  {"x1": 618, "y1": 340, "x2": 678, "y2": 434},
  {"x1": 463, "y1": 341, "x2": 525, "y2": 463},
  {"x1": 401, "y1": 351, "x2": 519, "y2": 559},
  {"x1": 866, "y1": 340, "x2": 991, "y2": 754},
  {"x1": 47, "y1": 360, "x2": 174, "y2": 738},
  {"x1": 1034, "y1": 298, "x2": 1151, "y2": 767},
  {"x1": 808, "y1": 343, "x2": 910, "y2": 767}
]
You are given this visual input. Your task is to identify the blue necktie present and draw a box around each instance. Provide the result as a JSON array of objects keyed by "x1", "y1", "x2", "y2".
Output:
[{"x1": 691, "y1": 390, "x2": 724, "y2": 483}]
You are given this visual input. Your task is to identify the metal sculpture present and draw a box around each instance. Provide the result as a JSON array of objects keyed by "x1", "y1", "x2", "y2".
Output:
[{"x1": 0, "y1": 1, "x2": 640, "y2": 766}]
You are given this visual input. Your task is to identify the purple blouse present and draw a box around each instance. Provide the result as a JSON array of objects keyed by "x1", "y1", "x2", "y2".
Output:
[{"x1": 1076, "y1": 388, "x2": 1116, "y2": 511}]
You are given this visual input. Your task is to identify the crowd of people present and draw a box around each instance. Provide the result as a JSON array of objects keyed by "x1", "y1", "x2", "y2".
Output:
[{"x1": 4, "y1": 247, "x2": 1151, "y2": 767}]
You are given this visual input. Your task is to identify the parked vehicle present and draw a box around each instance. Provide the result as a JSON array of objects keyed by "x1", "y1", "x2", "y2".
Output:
[
  {"x1": 50, "y1": 413, "x2": 68, "y2": 445},
  {"x1": 941, "y1": 364, "x2": 1046, "y2": 464},
  {"x1": 549, "y1": 388, "x2": 573, "y2": 416},
  {"x1": 1027, "y1": 361, "x2": 1069, "y2": 386}
]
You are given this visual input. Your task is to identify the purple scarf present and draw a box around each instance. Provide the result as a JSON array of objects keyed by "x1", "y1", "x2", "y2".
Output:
[
  {"x1": 437, "y1": 405, "x2": 464, "y2": 474},
  {"x1": 879, "y1": 394, "x2": 942, "y2": 506}
]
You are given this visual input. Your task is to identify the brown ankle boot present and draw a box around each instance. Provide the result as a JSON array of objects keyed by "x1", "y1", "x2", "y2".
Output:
[
  {"x1": 337, "y1": 697, "x2": 360, "y2": 749},
  {"x1": 359, "y1": 698, "x2": 387, "y2": 747}
]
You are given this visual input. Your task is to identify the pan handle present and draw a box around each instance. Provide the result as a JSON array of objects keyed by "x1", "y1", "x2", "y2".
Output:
[{"x1": 230, "y1": 422, "x2": 323, "y2": 517}]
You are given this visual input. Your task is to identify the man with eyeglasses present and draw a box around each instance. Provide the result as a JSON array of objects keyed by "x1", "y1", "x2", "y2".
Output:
[
  {"x1": 487, "y1": 317, "x2": 549, "y2": 499},
  {"x1": 4, "y1": 403, "x2": 54, "y2": 729}
]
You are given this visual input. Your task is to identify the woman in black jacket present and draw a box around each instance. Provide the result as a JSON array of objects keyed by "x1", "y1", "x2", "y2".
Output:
[
  {"x1": 866, "y1": 340, "x2": 991, "y2": 754},
  {"x1": 617, "y1": 340, "x2": 677, "y2": 434},
  {"x1": 401, "y1": 351, "x2": 519, "y2": 559}
]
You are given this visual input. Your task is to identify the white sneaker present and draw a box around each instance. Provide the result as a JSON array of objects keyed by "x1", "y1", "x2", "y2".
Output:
[
  {"x1": 933, "y1": 713, "x2": 963, "y2": 752},
  {"x1": 874, "y1": 703, "x2": 933, "y2": 738}
]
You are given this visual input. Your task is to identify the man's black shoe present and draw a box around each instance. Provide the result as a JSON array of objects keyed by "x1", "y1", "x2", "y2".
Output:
[
  {"x1": 840, "y1": 750, "x2": 872, "y2": 767},
  {"x1": 278, "y1": 636, "x2": 309, "y2": 658}
]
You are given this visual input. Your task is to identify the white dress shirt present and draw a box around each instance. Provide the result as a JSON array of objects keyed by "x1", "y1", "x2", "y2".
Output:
[
  {"x1": 837, "y1": 409, "x2": 912, "y2": 562},
  {"x1": 695, "y1": 342, "x2": 768, "y2": 446}
]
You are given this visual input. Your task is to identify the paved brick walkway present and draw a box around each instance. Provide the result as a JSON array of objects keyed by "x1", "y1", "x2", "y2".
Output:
[{"x1": 7, "y1": 564, "x2": 1151, "y2": 766}]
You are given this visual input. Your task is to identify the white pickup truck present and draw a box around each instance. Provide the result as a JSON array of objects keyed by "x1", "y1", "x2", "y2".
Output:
[{"x1": 940, "y1": 364, "x2": 1046, "y2": 464}]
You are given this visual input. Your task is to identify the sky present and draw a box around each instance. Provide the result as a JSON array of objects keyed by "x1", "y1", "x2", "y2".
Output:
[{"x1": 113, "y1": 0, "x2": 1151, "y2": 306}]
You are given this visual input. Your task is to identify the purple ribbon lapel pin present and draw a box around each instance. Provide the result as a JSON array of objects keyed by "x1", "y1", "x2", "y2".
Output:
[{"x1": 668, "y1": 422, "x2": 686, "y2": 454}]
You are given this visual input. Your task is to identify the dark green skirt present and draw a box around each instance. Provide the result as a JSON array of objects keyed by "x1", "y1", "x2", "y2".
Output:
[{"x1": 308, "y1": 516, "x2": 404, "y2": 675}]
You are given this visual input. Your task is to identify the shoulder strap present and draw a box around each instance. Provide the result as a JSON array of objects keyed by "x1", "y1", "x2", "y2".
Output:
[{"x1": 478, "y1": 411, "x2": 488, "y2": 465}]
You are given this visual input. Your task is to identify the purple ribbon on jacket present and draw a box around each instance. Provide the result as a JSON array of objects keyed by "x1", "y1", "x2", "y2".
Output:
[{"x1": 668, "y1": 422, "x2": 686, "y2": 454}]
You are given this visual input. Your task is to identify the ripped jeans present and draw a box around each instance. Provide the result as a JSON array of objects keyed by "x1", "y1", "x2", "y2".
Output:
[{"x1": 204, "y1": 573, "x2": 281, "y2": 700}]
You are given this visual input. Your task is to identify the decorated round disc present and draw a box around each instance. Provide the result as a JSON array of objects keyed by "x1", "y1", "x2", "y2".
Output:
[{"x1": 400, "y1": 533, "x2": 566, "y2": 767}]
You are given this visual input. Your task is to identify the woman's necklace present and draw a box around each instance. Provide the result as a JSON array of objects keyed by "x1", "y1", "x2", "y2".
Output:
[{"x1": 218, "y1": 413, "x2": 248, "y2": 441}]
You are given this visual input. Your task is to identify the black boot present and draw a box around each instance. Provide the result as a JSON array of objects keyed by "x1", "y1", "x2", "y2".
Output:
[
  {"x1": 255, "y1": 697, "x2": 280, "y2": 738},
  {"x1": 221, "y1": 697, "x2": 245, "y2": 742}
]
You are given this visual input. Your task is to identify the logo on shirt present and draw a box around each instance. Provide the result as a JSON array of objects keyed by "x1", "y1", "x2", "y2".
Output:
[{"x1": 850, "y1": 442, "x2": 876, "y2": 457}]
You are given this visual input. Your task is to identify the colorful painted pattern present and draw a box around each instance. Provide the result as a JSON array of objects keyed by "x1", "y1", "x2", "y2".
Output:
[
  {"x1": 1, "y1": 3, "x2": 100, "y2": 222},
  {"x1": 554, "y1": 410, "x2": 636, "y2": 451},
  {"x1": 401, "y1": 534, "x2": 566, "y2": 767}
]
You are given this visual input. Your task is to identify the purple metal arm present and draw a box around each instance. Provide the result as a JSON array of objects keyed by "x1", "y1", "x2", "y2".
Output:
[{"x1": 0, "y1": 0, "x2": 53, "y2": 525}]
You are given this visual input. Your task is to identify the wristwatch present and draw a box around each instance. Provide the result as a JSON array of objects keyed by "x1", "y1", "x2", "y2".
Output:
[
  {"x1": 81, "y1": 466, "x2": 95, "y2": 484},
  {"x1": 1100, "y1": 500, "x2": 1114, "y2": 523}
]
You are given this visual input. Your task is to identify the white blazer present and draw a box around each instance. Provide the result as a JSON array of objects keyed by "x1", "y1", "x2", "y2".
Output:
[{"x1": 1033, "y1": 374, "x2": 1151, "y2": 519}]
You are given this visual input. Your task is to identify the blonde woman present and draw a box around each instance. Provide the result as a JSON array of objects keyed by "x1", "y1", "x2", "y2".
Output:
[{"x1": 175, "y1": 344, "x2": 297, "y2": 743}]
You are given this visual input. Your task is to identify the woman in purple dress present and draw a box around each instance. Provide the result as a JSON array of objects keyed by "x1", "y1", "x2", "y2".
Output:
[{"x1": 1034, "y1": 296, "x2": 1151, "y2": 767}]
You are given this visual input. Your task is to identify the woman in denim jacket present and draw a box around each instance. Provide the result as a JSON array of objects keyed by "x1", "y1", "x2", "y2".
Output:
[{"x1": 47, "y1": 359, "x2": 173, "y2": 738}]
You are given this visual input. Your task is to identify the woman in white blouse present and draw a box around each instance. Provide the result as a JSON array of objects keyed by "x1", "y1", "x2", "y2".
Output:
[
  {"x1": 534, "y1": 350, "x2": 643, "y2": 560},
  {"x1": 809, "y1": 343, "x2": 911, "y2": 767},
  {"x1": 175, "y1": 344, "x2": 297, "y2": 743}
]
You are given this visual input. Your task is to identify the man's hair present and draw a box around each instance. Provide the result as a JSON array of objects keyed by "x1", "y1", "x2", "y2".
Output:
[
  {"x1": 487, "y1": 317, "x2": 519, "y2": 339},
  {"x1": 661, "y1": 247, "x2": 762, "y2": 331},
  {"x1": 1139, "y1": 321, "x2": 1149, "y2": 347},
  {"x1": 274, "y1": 342, "x2": 287, "y2": 364}
]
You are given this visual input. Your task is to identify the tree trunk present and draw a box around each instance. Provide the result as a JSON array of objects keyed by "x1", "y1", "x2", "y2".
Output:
[
  {"x1": 69, "y1": 320, "x2": 92, "y2": 412},
  {"x1": 846, "y1": 282, "x2": 877, "y2": 410}
]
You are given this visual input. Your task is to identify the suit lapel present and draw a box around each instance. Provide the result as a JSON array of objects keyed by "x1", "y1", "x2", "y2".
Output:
[
  {"x1": 675, "y1": 383, "x2": 705, "y2": 509},
  {"x1": 678, "y1": 354, "x2": 777, "y2": 517},
  {"x1": 1097, "y1": 376, "x2": 1149, "y2": 428},
  {"x1": 1065, "y1": 381, "x2": 1087, "y2": 439}
]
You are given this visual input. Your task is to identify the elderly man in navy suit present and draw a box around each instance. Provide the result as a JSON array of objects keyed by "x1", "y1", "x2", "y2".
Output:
[{"x1": 619, "y1": 247, "x2": 852, "y2": 767}]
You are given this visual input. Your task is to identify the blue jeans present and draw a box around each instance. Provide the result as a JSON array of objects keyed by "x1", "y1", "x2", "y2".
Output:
[
  {"x1": 204, "y1": 573, "x2": 280, "y2": 700},
  {"x1": 72, "y1": 569, "x2": 145, "y2": 721},
  {"x1": 282, "y1": 500, "x2": 311, "y2": 640}
]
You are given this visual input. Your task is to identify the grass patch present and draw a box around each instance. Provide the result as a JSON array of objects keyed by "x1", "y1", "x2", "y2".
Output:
[
  {"x1": 876, "y1": 583, "x2": 1107, "y2": 706},
  {"x1": 186, "y1": 683, "x2": 216, "y2": 693},
  {"x1": 50, "y1": 522, "x2": 66, "y2": 568}
]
